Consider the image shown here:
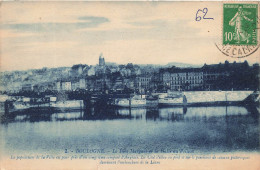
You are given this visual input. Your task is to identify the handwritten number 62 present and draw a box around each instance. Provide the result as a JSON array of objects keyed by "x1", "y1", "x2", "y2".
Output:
[{"x1": 196, "y1": 8, "x2": 214, "y2": 21}]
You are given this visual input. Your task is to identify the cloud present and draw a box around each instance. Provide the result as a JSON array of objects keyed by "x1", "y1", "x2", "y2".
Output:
[
  {"x1": 128, "y1": 19, "x2": 168, "y2": 28},
  {"x1": 0, "y1": 16, "x2": 109, "y2": 33},
  {"x1": 78, "y1": 16, "x2": 109, "y2": 22}
]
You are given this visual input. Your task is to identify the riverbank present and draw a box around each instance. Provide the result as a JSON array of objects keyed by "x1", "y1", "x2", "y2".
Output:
[{"x1": 0, "y1": 91, "x2": 258, "y2": 115}]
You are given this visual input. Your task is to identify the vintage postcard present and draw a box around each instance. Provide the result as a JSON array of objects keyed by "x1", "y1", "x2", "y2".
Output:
[{"x1": 0, "y1": 1, "x2": 259, "y2": 170}]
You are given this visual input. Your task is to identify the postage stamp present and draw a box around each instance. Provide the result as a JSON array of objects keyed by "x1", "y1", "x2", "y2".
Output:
[
  {"x1": 223, "y1": 4, "x2": 258, "y2": 45},
  {"x1": 216, "y1": 3, "x2": 259, "y2": 58}
]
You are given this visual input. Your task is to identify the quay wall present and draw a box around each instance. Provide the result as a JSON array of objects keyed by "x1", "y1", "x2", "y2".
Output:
[{"x1": 183, "y1": 91, "x2": 253, "y2": 103}]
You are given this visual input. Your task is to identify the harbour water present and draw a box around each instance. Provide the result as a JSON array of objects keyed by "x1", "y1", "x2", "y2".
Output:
[{"x1": 0, "y1": 106, "x2": 259, "y2": 158}]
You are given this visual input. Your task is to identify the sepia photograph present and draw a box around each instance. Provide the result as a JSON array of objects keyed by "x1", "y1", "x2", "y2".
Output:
[{"x1": 0, "y1": 1, "x2": 259, "y2": 169}]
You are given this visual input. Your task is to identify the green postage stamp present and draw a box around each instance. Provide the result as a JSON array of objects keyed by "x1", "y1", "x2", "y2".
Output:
[{"x1": 223, "y1": 4, "x2": 258, "y2": 45}]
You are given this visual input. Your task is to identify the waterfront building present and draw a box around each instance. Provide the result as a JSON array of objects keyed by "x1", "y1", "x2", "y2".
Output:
[
  {"x1": 203, "y1": 72, "x2": 225, "y2": 90},
  {"x1": 162, "y1": 72, "x2": 171, "y2": 89},
  {"x1": 202, "y1": 63, "x2": 231, "y2": 90},
  {"x1": 136, "y1": 76, "x2": 152, "y2": 93},
  {"x1": 161, "y1": 68, "x2": 204, "y2": 91}
]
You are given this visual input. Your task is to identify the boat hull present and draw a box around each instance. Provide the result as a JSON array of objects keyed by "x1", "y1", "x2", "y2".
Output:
[{"x1": 113, "y1": 98, "x2": 146, "y2": 108}]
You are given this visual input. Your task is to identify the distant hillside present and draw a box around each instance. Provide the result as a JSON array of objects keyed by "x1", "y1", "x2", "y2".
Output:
[
  {"x1": 165, "y1": 62, "x2": 202, "y2": 68},
  {"x1": 137, "y1": 62, "x2": 202, "y2": 68}
]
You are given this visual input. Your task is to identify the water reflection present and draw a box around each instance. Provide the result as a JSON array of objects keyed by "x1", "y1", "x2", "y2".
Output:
[
  {"x1": 0, "y1": 106, "x2": 259, "y2": 156},
  {"x1": 2, "y1": 106, "x2": 258, "y2": 123}
]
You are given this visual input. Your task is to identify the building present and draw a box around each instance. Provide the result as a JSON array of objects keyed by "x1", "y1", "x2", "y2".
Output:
[
  {"x1": 99, "y1": 53, "x2": 105, "y2": 66},
  {"x1": 22, "y1": 84, "x2": 33, "y2": 91},
  {"x1": 61, "y1": 81, "x2": 72, "y2": 91},
  {"x1": 96, "y1": 54, "x2": 106, "y2": 76},
  {"x1": 136, "y1": 76, "x2": 152, "y2": 93},
  {"x1": 203, "y1": 72, "x2": 224, "y2": 90},
  {"x1": 161, "y1": 68, "x2": 204, "y2": 91},
  {"x1": 162, "y1": 72, "x2": 171, "y2": 89},
  {"x1": 33, "y1": 82, "x2": 55, "y2": 92},
  {"x1": 56, "y1": 78, "x2": 86, "y2": 91},
  {"x1": 79, "y1": 78, "x2": 86, "y2": 89},
  {"x1": 87, "y1": 66, "x2": 95, "y2": 76},
  {"x1": 86, "y1": 78, "x2": 96, "y2": 91},
  {"x1": 71, "y1": 80, "x2": 80, "y2": 91},
  {"x1": 56, "y1": 81, "x2": 61, "y2": 91},
  {"x1": 113, "y1": 77, "x2": 124, "y2": 91},
  {"x1": 124, "y1": 78, "x2": 135, "y2": 90}
]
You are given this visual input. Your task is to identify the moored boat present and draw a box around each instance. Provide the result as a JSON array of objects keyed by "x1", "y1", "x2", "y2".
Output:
[
  {"x1": 158, "y1": 91, "x2": 186, "y2": 106},
  {"x1": 159, "y1": 97, "x2": 186, "y2": 106},
  {"x1": 50, "y1": 100, "x2": 84, "y2": 111},
  {"x1": 113, "y1": 95, "x2": 146, "y2": 107}
]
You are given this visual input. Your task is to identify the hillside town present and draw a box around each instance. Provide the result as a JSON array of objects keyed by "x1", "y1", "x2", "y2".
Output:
[{"x1": 0, "y1": 54, "x2": 259, "y2": 96}]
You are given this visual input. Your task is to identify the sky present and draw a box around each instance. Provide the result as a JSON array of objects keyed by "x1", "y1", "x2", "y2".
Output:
[{"x1": 0, "y1": 2, "x2": 259, "y2": 71}]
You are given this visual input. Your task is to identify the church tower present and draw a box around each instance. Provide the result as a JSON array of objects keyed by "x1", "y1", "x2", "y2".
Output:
[{"x1": 99, "y1": 53, "x2": 105, "y2": 66}]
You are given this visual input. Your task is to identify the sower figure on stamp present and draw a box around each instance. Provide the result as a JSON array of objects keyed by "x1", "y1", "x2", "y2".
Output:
[{"x1": 229, "y1": 6, "x2": 253, "y2": 44}]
